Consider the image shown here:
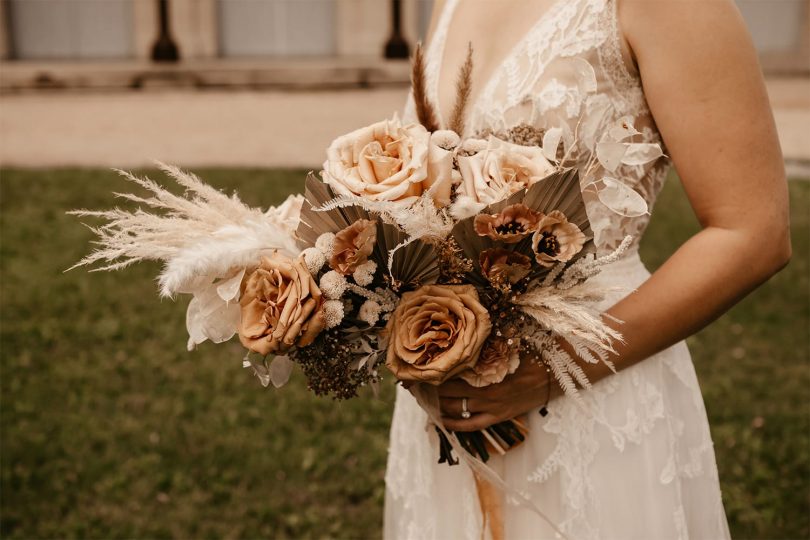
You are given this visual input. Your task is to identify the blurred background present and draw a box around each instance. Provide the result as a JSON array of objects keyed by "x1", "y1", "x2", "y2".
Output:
[{"x1": 0, "y1": 1, "x2": 808, "y2": 538}]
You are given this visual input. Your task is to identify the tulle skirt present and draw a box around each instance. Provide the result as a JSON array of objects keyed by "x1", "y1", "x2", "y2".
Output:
[{"x1": 383, "y1": 251, "x2": 731, "y2": 540}]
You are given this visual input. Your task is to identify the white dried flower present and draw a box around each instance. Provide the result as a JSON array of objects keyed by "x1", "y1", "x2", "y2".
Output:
[
  {"x1": 358, "y1": 300, "x2": 382, "y2": 326},
  {"x1": 449, "y1": 195, "x2": 487, "y2": 221},
  {"x1": 460, "y1": 137, "x2": 487, "y2": 154},
  {"x1": 320, "y1": 270, "x2": 347, "y2": 300},
  {"x1": 431, "y1": 130, "x2": 461, "y2": 150},
  {"x1": 315, "y1": 232, "x2": 336, "y2": 257},
  {"x1": 301, "y1": 247, "x2": 326, "y2": 275},
  {"x1": 374, "y1": 287, "x2": 399, "y2": 312},
  {"x1": 323, "y1": 299, "x2": 344, "y2": 329},
  {"x1": 352, "y1": 260, "x2": 377, "y2": 286}
]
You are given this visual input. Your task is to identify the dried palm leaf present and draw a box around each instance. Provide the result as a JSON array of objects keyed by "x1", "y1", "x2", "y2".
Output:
[
  {"x1": 374, "y1": 221, "x2": 439, "y2": 290},
  {"x1": 296, "y1": 172, "x2": 373, "y2": 248},
  {"x1": 297, "y1": 173, "x2": 439, "y2": 289},
  {"x1": 411, "y1": 42, "x2": 440, "y2": 132}
]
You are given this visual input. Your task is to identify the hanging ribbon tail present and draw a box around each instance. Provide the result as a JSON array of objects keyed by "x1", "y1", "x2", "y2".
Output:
[
  {"x1": 410, "y1": 383, "x2": 570, "y2": 540},
  {"x1": 474, "y1": 472, "x2": 504, "y2": 540}
]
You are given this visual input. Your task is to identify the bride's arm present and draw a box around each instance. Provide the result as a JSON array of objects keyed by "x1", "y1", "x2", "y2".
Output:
[
  {"x1": 606, "y1": 0, "x2": 790, "y2": 366},
  {"x1": 439, "y1": 0, "x2": 791, "y2": 431}
]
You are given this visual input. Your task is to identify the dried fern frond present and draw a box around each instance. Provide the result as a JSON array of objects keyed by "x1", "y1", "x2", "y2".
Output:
[
  {"x1": 448, "y1": 42, "x2": 474, "y2": 137},
  {"x1": 516, "y1": 281, "x2": 624, "y2": 354},
  {"x1": 315, "y1": 191, "x2": 454, "y2": 242},
  {"x1": 296, "y1": 173, "x2": 367, "y2": 248},
  {"x1": 411, "y1": 42, "x2": 440, "y2": 132}
]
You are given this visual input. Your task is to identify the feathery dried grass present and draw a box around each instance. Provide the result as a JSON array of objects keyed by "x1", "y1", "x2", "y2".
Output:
[
  {"x1": 68, "y1": 163, "x2": 300, "y2": 297},
  {"x1": 448, "y1": 42, "x2": 474, "y2": 137},
  {"x1": 411, "y1": 42, "x2": 440, "y2": 132},
  {"x1": 516, "y1": 281, "x2": 624, "y2": 353}
]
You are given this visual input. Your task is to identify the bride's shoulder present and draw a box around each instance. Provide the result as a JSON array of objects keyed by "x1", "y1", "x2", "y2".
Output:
[{"x1": 618, "y1": 0, "x2": 755, "y2": 77}]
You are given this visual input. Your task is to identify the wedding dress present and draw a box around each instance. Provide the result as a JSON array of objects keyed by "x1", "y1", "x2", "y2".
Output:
[{"x1": 385, "y1": 0, "x2": 731, "y2": 538}]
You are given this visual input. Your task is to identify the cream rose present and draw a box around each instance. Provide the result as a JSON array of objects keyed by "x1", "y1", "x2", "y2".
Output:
[
  {"x1": 322, "y1": 116, "x2": 455, "y2": 207},
  {"x1": 238, "y1": 253, "x2": 325, "y2": 355},
  {"x1": 385, "y1": 284, "x2": 492, "y2": 385},
  {"x1": 457, "y1": 135, "x2": 556, "y2": 204}
]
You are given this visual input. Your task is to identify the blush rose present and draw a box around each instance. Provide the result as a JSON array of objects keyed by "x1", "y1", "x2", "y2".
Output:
[
  {"x1": 322, "y1": 116, "x2": 455, "y2": 207},
  {"x1": 457, "y1": 136, "x2": 556, "y2": 205}
]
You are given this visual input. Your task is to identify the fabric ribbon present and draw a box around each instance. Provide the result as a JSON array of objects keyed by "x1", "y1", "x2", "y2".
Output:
[
  {"x1": 473, "y1": 472, "x2": 504, "y2": 540},
  {"x1": 411, "y1": 383, "x2": 570, "y2": 540}
]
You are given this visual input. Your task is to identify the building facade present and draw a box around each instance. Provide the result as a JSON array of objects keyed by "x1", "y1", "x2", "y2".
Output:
[
  {"x1": 0, "y1": 0, "x2": 807, "y2": 73},
  {"x1": 0, "y1": 0, "x2": 434, "y2": 61}
]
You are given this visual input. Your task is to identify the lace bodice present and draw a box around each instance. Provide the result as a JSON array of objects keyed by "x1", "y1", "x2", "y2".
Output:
[
  {"x1": 403, "y1": 0, "x2": 671, "y2": 253},
  {"x1": 389, "y1": 4, "x2": 730, "y2": 538}
]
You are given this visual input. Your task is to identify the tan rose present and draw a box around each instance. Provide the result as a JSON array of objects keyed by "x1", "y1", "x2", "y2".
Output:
[
  {"x1": 238, "y1": 253, "x2": 325, "y2": 355},
  {"x1": 386, "y1": 284, "x2": 492, "y2": 385},
  {"x1": 322, "y1": 116, "x2": 454, "y2": 207},
  {"x1": 330, "y1": 219, "x2": 377, "y2": 275},
  {"x1": 459, "y1": 338, "x2": 521, "y2": 387},
  {"x1": 479, "y1": 248, "x2": 532, "y2": 288},
  {"x1": 457, "y1": 135, "x2": 556, "y2": 205},
  {"x1": 531, "y1": 210, "x2": 587, "y2": 267},
  {"x1": 474, "y1": 203, "x2": 543, "y2": 243}
]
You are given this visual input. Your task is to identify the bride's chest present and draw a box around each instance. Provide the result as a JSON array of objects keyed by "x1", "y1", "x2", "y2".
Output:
[
  {"x1": 435, "y1": 0, "x2": 564, "y2": 122},
  {"x1": 429, "y1": 0, "x2": 621, "y2": 138},
  {"x1": 431, "y1": 0, "x2": 567, "y2": 127}
]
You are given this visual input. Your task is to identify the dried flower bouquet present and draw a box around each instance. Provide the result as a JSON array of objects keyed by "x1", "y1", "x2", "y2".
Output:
[{"x1": 71, "y1": 44, "x2": 662, "y2": 471}]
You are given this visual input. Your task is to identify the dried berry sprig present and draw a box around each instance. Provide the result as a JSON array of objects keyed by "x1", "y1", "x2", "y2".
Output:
[
  {"x1": 435, "y1": 237, "x2": 474, "y2": 284},
  {"x1": 292, "y1": 329, "x2": 380, "y2": 400}
]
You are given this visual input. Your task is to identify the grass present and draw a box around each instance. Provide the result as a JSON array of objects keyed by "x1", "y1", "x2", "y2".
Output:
[{"x1": 1, "y1": 168, "x2": 808, "y2": 539}]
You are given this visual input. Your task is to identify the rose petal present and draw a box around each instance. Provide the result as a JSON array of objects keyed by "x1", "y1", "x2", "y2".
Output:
[{"x1": 186, "y1": 290, "x2": 240, "y2": 347}]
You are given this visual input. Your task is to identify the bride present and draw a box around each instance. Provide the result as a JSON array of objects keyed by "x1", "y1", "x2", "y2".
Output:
[{"x1": 384, "y1": 0, "x2": 790, "y2": 538}]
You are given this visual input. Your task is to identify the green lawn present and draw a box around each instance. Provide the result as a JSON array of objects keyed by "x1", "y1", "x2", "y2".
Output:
[{"x1": 1, "y1": 168, "x2": 808, "y2": 539}]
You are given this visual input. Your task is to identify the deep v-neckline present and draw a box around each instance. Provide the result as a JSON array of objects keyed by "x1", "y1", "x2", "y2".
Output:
[{"x1": 432, "y1": 0, "x2": 569, "y2": 132}]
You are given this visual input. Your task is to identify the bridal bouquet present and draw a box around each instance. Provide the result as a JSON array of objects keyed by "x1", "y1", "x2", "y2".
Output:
[{"x1": 71, "y1": 46, "x2": 662, "y2": 469}]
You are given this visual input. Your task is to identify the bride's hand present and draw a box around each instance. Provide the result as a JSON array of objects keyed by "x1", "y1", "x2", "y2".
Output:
[{"x1": 436, "y1": 356, "x2": 562, "y2": 432}]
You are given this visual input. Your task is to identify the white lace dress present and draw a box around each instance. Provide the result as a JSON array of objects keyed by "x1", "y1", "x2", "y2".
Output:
[{"x1": 384, "y1": 0, "x2": 731, "y2": 538}]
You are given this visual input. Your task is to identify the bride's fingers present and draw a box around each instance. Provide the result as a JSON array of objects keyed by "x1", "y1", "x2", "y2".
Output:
[
  {"x1": 437, "y1": 378, "x2": 484, "y2": 398},
  {"x1": 439, "y1": 396, "x2": 483, "y2": 418}
]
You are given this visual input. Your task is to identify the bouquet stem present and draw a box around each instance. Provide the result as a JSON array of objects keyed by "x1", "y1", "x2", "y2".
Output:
[{"x1": 436, "y1": 417, "x2": 528, "y2": 465}]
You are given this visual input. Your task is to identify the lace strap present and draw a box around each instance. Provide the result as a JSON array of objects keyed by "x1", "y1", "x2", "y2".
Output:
[{"x1": 597, "y1": 0, "x2": 648, "y2": 116}]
